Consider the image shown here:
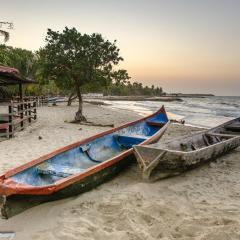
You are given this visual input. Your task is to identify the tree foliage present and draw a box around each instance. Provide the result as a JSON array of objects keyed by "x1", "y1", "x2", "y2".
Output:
[
  {"x1": 39, "y1": 27, "x2": 128, "y2": 121},
  {"x1": 106, "y1": 80, "x2": 164, "y2": 96},
  {"x1": 0, "y1": 27, "x2": 165, "y2": 112},
  {"x1": 0, "y1": 44, "x2": 38, "y2": 98},
  {"x1": 0, "y1": 45, "x2": 36, "y2": 76}
]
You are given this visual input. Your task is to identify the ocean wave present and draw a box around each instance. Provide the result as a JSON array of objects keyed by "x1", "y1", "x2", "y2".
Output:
[
  {"x1": 105, "y1": 96, "x2": 240, "y2": 128},
  {"x1": 220, "y1": 102, "x2": 239, "y2": 108}
]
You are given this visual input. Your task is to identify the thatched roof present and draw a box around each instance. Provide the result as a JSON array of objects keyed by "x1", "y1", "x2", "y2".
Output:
[{"x1": 0, "y1": 66, "x2": 37, "y2": 86}]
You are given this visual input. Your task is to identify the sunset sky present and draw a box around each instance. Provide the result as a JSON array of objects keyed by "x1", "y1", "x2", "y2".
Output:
[{"x1": 1, "y1": 0, "x2": 239, "y2": 96}]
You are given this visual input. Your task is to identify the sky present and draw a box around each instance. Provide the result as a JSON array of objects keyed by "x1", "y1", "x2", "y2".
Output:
[{"x1": 0, "y1": 0, "x2": 239, "y2": 96}]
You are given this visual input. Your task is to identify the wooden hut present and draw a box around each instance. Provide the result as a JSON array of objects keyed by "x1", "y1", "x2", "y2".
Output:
[
  {"x1": 0, "y1": 66, "x2": 37, "y2": 140},
  {"x1": 0, "y1": 66, "x2": 36, "y2": 99}
]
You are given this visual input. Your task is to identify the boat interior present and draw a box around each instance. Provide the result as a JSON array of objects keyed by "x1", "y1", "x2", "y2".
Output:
[
  {"x1": 211, "y1": 117, "x2": 240, "y2": 135},
  {"x1": 151, "y1": 118, "x2": 240, "y2": 153},
  {"x1": 10, "y1": 112, "x2": 168, "y2": 186},
  {"x1": 162, "y1": 132, "x2": 235, "y2": 152}
]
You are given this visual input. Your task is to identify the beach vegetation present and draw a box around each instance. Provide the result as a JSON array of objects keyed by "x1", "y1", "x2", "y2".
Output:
[
  {"x1": 0, "y1": 28, "x2": 165, "y2": 117},
  {"x1": 38, "y1": 27, "x2": 127, "y2": 122}
]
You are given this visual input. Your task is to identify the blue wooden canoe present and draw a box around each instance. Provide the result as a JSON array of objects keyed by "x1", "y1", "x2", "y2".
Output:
[{"x1": 0, "y1": 106, "x2": 169, "y2": 218}]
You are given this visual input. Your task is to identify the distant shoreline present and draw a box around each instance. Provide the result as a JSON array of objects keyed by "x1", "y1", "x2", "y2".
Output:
[
  {"x1": 83, "y1": 94, "x2": 215, "y2": 102},
  {"x1": 85, "y1": 96, "x2": 183, "y2": 102},
  {"x1": 165, "y1": 93, "x2": 215, "y2": 98}
]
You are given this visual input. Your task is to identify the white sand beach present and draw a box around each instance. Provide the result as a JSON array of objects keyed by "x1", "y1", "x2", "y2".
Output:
[{"x1": 0, "y1": 103, "x2": 239, "y2": 240}]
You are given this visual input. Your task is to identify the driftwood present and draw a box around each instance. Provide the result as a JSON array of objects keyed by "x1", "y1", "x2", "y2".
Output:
[
  {"x1": 170, "y1": 119, "x2": 185, "y2": 124},
  {"x1": 79, "y1": 121, "x2": 114, "y2": 127},
  {"x1": 69, "y1": 120, "x2": 114, "y2": 127}
]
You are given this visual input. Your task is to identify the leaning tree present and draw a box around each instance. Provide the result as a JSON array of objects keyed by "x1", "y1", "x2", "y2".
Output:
[{"x1": 39, "y1": 27, "x2": 128, "y2": 122}]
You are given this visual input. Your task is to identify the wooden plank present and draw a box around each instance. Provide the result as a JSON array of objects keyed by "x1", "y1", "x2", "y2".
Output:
[{"x1": 0, "y1": 132, "x2": 9, "y2": 137}]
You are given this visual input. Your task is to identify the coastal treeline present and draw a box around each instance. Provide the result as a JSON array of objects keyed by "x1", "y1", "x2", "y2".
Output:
[
  {"x1": 106, "y1": 81, "x2": 164, "y2": 96},
  {"x1": 0, "y1": 27, "x2": 164, "y2": 121},
  {"x1": 0, "y1": 44, "x2": 164, "y2": 97}
]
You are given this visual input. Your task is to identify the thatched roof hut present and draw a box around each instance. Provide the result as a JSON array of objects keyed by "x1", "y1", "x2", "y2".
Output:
[
  {"x1": 0, "y1": 66, "x2": 36, "y2": 100},
  {"x1": 0, "y1": 66, "x2": 36, "y2": 85}
]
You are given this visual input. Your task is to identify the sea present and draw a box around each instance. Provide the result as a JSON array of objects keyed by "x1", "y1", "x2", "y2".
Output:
[{"x1": 105, "y1": 96, "x2": 240, "y2": 128}]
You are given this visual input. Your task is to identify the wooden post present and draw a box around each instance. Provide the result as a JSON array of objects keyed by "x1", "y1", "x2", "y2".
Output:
[
  {"x1": 28, "y1": 102, "x2": 31, "y2": 123},
  {"x1": 17, "y1": 104, "x2": 20, "y2": 115},
  {"x1": 33, "y1": 101, "x2": 37, "y2": 120},
  {"x1": 19, "y1": 84, "x2": 23, "y2": 100},
  {"x1": 20, "y1": 102, "x2": 24, "y2": 130},
  {"x1": 24, "y1": 102, "x2": 28, "y2": 117},
  {"x1": 8, "y1": 101, "x2": 13, "y2": 138}
]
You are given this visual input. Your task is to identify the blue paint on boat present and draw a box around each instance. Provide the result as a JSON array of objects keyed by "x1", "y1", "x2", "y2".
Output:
[
  {"x1": 11, "y1": 111, "x2": 168, "y2": 187},
  {"x1": 147, "y1": 112, "x2": 169, "y2": 125}
]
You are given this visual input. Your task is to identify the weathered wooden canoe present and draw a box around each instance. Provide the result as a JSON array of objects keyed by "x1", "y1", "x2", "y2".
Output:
[
  {"x1": 0, "y1": 106, "x2": 169, "y2": 218},
  {"x1": 134, "y1": 117, "x2": 240, "y2": 181}
]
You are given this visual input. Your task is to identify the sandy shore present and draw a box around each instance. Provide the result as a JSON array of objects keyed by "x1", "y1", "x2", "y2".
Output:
[{"x1": 0, "y1": 103, "x2": 239, "y2": 240}]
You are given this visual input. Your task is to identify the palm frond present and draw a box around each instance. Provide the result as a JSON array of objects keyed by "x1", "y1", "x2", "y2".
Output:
[{"x1": 0, "y1": 30, "x2": 10, "y2": 42}]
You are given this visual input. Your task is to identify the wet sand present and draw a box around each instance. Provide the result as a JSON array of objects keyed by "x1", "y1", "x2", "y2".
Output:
[{"x1": 0, "y1": 103, "x2": 239, "y2": 240}]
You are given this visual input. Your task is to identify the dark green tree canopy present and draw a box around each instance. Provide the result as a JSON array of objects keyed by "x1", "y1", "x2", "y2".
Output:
[
  {"x1": 39, "y1": 27, "x2": 128, "y2": 121},
  {"x1": 0, "y1": 45, "x2": 36, "y2": 77},
  {"x1": 40, "y1": 27, "x2": 124, "y2": 87}
]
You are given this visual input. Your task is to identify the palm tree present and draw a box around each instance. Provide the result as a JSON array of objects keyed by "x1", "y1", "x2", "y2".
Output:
[
  {"x1": 0, "y1": 22, "x2": 13, "y2": 42},
  {"x1": 0, "y1": 29, "x2": 9, "y2": 42}
]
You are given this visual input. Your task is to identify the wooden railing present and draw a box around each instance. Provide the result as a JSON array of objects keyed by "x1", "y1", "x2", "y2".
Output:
[
  {"x1": 13, "y1": 96, "x2": 48, "y2": 107},
  {"x1": 0, "y1": 100, "x2": 37, "y2": 140}
]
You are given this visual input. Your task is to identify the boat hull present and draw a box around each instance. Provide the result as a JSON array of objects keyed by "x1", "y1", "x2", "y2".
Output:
[
  {"x1": 134, "y1": 117, "x2": 240, "y2": 181},
  {"x1": 0, "y1": 153, "x2": 133, "y2": 218},
  {"x1": 0, "y1": 106, "x2": 170, "y2": 218},
  {"x1": 135, "y1": 135, "x2": 240, "y2": 181}
]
